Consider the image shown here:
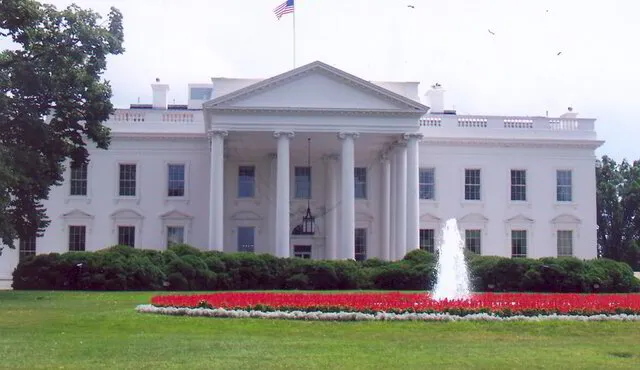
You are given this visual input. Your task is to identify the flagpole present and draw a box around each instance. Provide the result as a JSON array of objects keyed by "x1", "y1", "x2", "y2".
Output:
[{"x1": 293, "y1": 5, "x2": 296, "y2": 68}]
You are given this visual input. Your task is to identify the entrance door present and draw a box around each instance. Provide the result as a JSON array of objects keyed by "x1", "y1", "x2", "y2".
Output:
[{"x1": 293, "y1": 245, "x2": 312, "y2": 259}]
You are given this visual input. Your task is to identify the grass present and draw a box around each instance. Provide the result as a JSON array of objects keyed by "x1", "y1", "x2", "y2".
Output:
[{"x1": 0, "y1": 291, "x2": 640, "y2": 369}]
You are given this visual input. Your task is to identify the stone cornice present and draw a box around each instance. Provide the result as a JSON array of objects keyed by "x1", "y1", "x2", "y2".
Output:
[
  {"x1": 420, "y1": 137, "x2": 605, "y2": 150},
  {"x1": 110, "y1": 133, "x2": 207, "y2": 141},
  {"x1": 207, "y1": 106, "x2": 424, "y2": 117}
]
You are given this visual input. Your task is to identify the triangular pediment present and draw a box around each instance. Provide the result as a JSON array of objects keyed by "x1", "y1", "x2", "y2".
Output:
[
  {"x1": 160, "y1": 210, "x2": 193, "y2": 220},
  {"x1": 459, "y1": 213, "x2": 489, "y2": 223},
  {"x1": 551, "y1": 213, "x2": 581, "y2": 224},
  {"x1": 110, "y1": 209, "x2": 144, "y2": 220},
  {"x1": 203, "y1": 61, "x2": 429, "y2": 113},
  {"x1": 61, "y1": 209, "x2": 94, "y2": 220},
  {"x1": 356, "y1": 212, "x2": 374, "y2": 222},
  {"x1": 420, "y1": 212, "x2": 441, "y2": 222},
  {"x1": 505, "y1": 214, "x2": 534, "y2": 224}
]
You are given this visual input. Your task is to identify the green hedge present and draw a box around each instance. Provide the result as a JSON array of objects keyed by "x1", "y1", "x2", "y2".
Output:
[{"x1": 11, "y1": 245, "x2": 640, "y2": 293}]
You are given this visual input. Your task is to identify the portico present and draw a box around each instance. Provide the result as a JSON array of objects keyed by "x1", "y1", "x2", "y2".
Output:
[{"x1": 202, "y1": 61, "x2": 428, "y2": 260}]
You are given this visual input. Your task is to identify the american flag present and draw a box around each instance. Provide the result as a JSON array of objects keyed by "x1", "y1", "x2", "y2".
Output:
[{"x1": 273, "y1": 0, "x2": 294, "y2": 19}]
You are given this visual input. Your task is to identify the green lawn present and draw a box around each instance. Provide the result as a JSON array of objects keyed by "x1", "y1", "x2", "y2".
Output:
[{"x1": 1, "y1": 291, "x2": 640, "y2": 369}]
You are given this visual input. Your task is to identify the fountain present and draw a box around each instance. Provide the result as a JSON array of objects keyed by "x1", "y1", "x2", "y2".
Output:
[{"x1": 431, "y1": 218, "x2": 472, "y2": 301}]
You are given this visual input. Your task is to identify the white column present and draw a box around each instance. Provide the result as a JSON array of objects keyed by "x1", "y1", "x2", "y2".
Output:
[
  {"x1": 268, "y1": 153, "x2": 277, "y2": 255},
  {"x1": 324, "y1": 154, "x2": 339, "y2": 260},
  {"x1": 208, "y1": 129, "x2": 228, "y2": 251},
  {"x1": 389, "y1": 147, "x2": 397, "y2": 260},
  {"x1": 274, "y1": 131, "x2": 294, "y2": 258},
  {"x1": 405, "y1": 133, "x2": 424, "y2": 253},
  {"x1": 338, "y1": 132, "x2": 359, "y2": 260},
  {"x1": 395, "y1": 142, "x2": 407, "y2": 260},
  {"x1": 380, "y1": 152, "x2": 391, "y2": 261}
]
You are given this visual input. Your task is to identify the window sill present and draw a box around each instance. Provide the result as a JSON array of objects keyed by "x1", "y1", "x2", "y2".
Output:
[
  {"x1": 233, "y1": 198, "x2": 261, "y2": 206},
  {"x1": 420, "y1": 199, "x2": 439, "y2": 207},
  {"x1": 113, "y1": 196, "x2": 141, "y2": 205},
  {"x1": 508, "y1": 201, "x2": 531, "y2": 208},
  {"x1": 64, "y1": 196, "x2": 91, "y2": 204},
  {"x1": 164, "y1": 197, "x2": 190, "y2": 205},
  {"x1": 461, "y1": 200, "x2": 484, "y2": 208},
  {"x1": 554, "y1": 201, "x2": 578, "y2": 209}
]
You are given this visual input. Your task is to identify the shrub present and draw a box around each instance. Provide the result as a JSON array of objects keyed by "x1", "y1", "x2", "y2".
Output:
[{"x1": 11, "y1": 244, "x2": 640, "y2": 293}]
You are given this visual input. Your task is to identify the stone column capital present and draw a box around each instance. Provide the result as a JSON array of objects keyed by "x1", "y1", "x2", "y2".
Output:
[
  {"x1": 273, "y1": 131, "x2": 295, "y2": 139},
  {"x1": 338, "y1": 132, "x2": 360, "y2": 140},
  {"x1": 403, "y1": 132, "x2": 424, "y2": 141},
  {"x1": 208, "y1": 129, "x2": 228, "y2": 138}
]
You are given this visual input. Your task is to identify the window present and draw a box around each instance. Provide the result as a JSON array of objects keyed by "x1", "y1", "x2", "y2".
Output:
[
  {"x1": 557, "y1": 170, "x2": 572, "y2": 202},
  {"x1": 167, "y1": 164, "x2": 185, "y2": 197},
  {"x1": 355, "y1": 167, "x2": 367, "y2": 199},
  {"x1": 465, "y1": 229, "x2": 481, "y2": 254},
  {"x1": 293, "y1": 245, "x2": 312, "y2": 259},
  {"x1": 167, "y1": 226, "x2": 185, "y2": 247},
  {"x1": 237, "y1": 226, "x2": 255, "y2": 252},
  {"x1": 557, "y1": 230, "x2": 573, "y2": 257},
  {"x1": 419, "y1": 168, "x2": 435, "y2": 200},
  {"x1": 69, "y1": 161, "x2": 88, "y2": 196},
  {"x1": 18, "y1": 236, "x2": 36, "y2": 262},
  {"x1": 355, "y1": 228, "x2": 367, "y2": 261},
  {"x1": 295, "y1": 166, "x2": 311, "y2": 199},
  {"x1": 511, "y1": 230, "x2": 527, "y2": 258},
  {"x1": 464, "y1": 169, "x2": 481, "y2": 200},
  {"x1": 190, "y1": 87, "x2": 212, "y2": 100},
  {"x1": 238, "y1": 165, "x2": 256, "y2": 198},
  {"x1": 419, "y1": 229, "x2": 435, "y2": 253},
  {"x1": 68, "y1": 226, "x2": 86, "y2": 251},
  {"x1": 118, "y1": 226, "x2": 135, "y2": 247},
  {"x1": 510, "y1": 170, "x2": 527, "y2": 201},
  {"x1": 118, "y1": 164, "x2": 137, "y2": 197}
]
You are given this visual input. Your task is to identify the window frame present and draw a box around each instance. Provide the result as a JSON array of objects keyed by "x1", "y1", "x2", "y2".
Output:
[
  {"x1": 237, "y1": 164, "x2": 256, "y2": 199},
  {"x1": 68, "y1": 225, "x2": 87, "y2": 252},
  {"x1": 510, "y1": 229, "x2": 528, "y2": 258},
  {"x1": 354, "y1": 227, "x2": 367, "y2": 261},
  {"x1": 419, "y1": 167, "x2": 436, "y2": 201},
  {"x1": 510, "y1": 169, "x2": 527, "y2": 202},
  {"x1": 18, "y1": 235, "x2": 37, "y2": 262},
  {"x1": 557, "y1": 229, "x2": 573, "y2": 257},
  {"x1": 115, "y1": 162, "x2": 140, "y2": 201},
  {"x1": 294, "y1": 166, "x2": 312, "y2": 200},
  {"x1": 556, "y1": 169, "x2": 573, "y2": 202},
  {"x1": 354, "y1": 167, "x2": 368, "y2": 200},
  {"x1": 465, "y1": 229, "x2": 482, "y2": 254},
  {"x1": 117, "y1": 225, "x2": 136, "y2": 248},
  {"x1": 237, "y1": 226, "x2": 256, "y2": 253},
  {"x1": 69, "y1": 161, "x2": 88, "y2": 197},
  {"x1": 463, "y1": 168, "x2": 482, "y2": 201},
  {"x1": 419, "y1": 228, "x2": 436, "y2": 253}
]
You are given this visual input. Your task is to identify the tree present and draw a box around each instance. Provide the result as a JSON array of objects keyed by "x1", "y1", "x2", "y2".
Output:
[
  {"x1": 0, "y1": 0, "x2": 124, "y2": 252},
  {"x1": 596, "y1": 155, "x2": 640, "y2": 269}
]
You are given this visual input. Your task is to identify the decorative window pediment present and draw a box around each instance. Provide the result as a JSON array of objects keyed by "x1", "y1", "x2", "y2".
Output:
[
  {"x1": 550, "y1": 213, "x2": 581, "y2": 225},
  {"x1": 420, "y1": 212, "x2": 441, "y2": 223},
  {"x1": 61, "y1": 209, "x2": 94, "y2": 220},
  {"x1": 505, "y1": 214, "x2": 534, "y2": 224},
  {"x1": 459, "y1": 213, "x2": 488, "y2": 224},
  {"x1": 160, "y1": 210, "x2": 193, "y2": 220},
  {"x1": 110, "y1": 208, "x2": 144, "y2": 220}
]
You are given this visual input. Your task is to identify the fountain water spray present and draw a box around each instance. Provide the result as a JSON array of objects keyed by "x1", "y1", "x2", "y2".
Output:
[{"x1": 431, "y1": 218, "x2": 472, "y2": 301}]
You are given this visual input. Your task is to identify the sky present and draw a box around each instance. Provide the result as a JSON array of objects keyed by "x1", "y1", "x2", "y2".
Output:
[{"x1": 3, "y1": 0, "x2": 639, "y2": 161}]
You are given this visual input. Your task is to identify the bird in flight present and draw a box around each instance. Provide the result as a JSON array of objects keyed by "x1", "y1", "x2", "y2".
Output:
[
  {"x1": 407, "y1": 5, "x2": 415, "y2": 8},
  {"x1": 557, "y1": 51, "x2": 562, "y2": 56},
  {"x1": 488, "y1": 29, "x2": 495, "y2": 35}
]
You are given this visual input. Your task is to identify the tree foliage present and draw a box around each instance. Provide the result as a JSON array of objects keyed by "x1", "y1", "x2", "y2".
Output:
[
  {"x1": 596, "y1": 155, "x2": 640, "y2": 269},
  {"x1": 0, "y1": 0, "x2": 124, "y2": 251}
]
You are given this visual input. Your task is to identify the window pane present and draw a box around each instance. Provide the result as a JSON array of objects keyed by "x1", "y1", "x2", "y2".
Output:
[
  {"x1": 238, "y1": 165, "x2": 255, "y2": 198},
  {"x1": 118, "y1": 226, "x2": 135, "y2": 247},
  {"x1": 557, "y1": 230, "x2": 573, "y2": 257},
  {"x1": 70, "y1": 162, "x2": 88, "y2": 196},
  {"x1": 237, "y1": 226, "x2": 255, "y2": 252},
  {"x1": 190, "y1": 87, "x2": 212, "y2": 100},
  {"x1": 119, "y1": 164, "x2": 136, "y2": 196},
  {"x1": 510, "y1": 170, "x2": 527, "y2": 201},
  {"x1": 464, "y1": 169, "x2": 481, "y2": 200},
  {"x1": 68, "y1": 226, "x2": 86, "y2": 251},
  {"x1": 295, "y1": 166, "x2": 311, "y2": 199},
  {"x1": 419, "y1": 168, "x2": 435, "y2": 200},
  {"x1": 419, "y1": 229, "x2": 435, "y2": 253},
  {"x1": 354, "y1": 228, "x2": 367, "y2": 260},
  {"x1": 19, "y1": 236, "x2": 36, "y2": 262},
  {"x1": 511, "y1": 230, "x2": 527, "y2": 257},
  {"x1": 293, "y1": 245, "x2": 312, "y2": 259},
  {"x1": 167, "y1": 164, "x2": 185, "y2": 197},
  {"x1": 465, "y1": 229, "x2": 481, "y2": 254},
  {"x1": 556, "y1": 170, "x2": 573, "y2": 202},
  {"x1": 354, "y1": 167, "x2": 367, "y2": 199},
  {"x1": 167, "y1": 226, "x2": 185, "y2": 247}
]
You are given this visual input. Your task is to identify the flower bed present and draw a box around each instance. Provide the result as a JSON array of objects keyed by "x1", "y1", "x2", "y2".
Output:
[{"x1": 137, "y1": 292, "x2": 640, "y2": 321}]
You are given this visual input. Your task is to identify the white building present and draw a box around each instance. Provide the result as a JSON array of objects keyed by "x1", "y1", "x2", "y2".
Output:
[{"x1": 0, "y1": 61, "x2": 603, "y2": 287}]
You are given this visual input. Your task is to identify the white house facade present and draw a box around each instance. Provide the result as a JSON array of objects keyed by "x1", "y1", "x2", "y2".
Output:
[{"x1": 0, "y1": 61, "x2": 604, "y2": 286}]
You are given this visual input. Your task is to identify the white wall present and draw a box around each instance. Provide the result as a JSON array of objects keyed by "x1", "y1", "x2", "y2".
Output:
[{"x1": 0, "y1": 131, "x2": 599, "y2": 285}]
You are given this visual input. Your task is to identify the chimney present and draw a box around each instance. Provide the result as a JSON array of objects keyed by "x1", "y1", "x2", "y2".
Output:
[
  {"x1": 151, "y1": 78, "x2": 170, "y2": 109},
  {"x1": 425, "y1": 83, "x2": 445, "y2": 113},
  {"x1": 559, "y1": 106, "x2": 578, "y2": 119}
]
